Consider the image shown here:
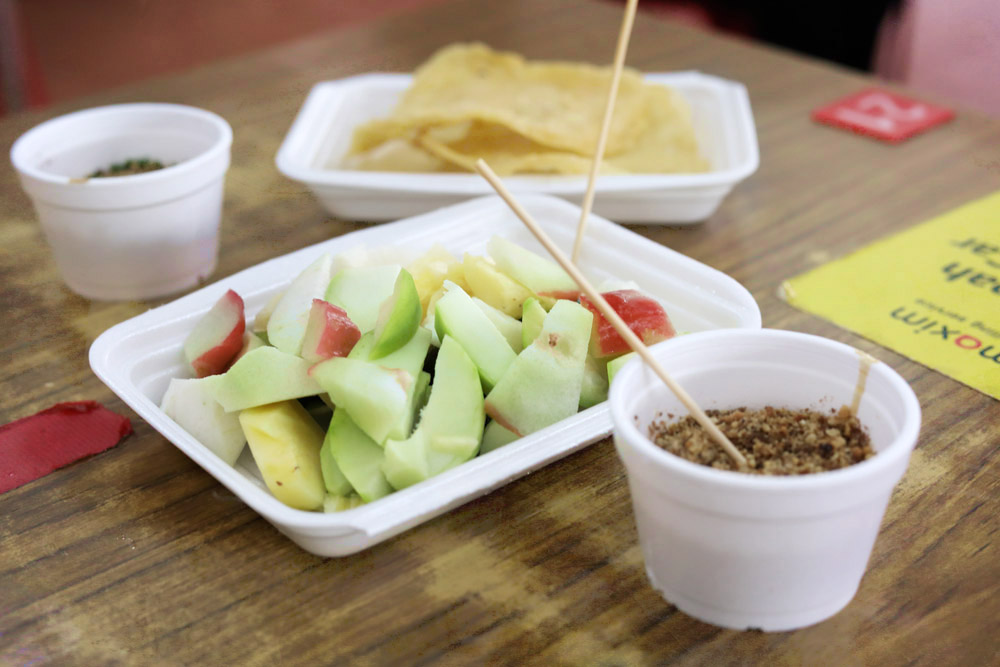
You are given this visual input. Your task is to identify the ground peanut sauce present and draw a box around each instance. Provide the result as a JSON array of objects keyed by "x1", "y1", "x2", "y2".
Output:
[{"x1": 648, "y1": 350, "x2": 879, "y2": 475}]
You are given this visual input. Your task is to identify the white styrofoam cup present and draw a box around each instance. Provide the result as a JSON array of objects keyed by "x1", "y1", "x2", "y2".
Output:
[
  {"x1": 609, "y1": 329, "x2": 921, "y2": 631},
  {"x1": 11, "y1": 103, "x2": 232, "y2": 300}
]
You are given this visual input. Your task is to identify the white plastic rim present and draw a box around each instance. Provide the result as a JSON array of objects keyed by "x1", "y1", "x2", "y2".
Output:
[
  {"x1": 11, "y1": 103, "x2": 232, "y2": 208},
  {"x1": 10, "y1": 103, "x2": 233, "y2": 300},
  {"x1": 275, "y1": 72, "x2": 759, "y2": 223},
  {"x1": 609, "y1": 328, "x2": 921, "y2": 631}
]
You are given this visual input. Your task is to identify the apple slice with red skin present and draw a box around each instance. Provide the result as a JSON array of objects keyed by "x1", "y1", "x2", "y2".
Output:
[
  {"x1": 183, "y1": 289, "x2": 246, "y2": 377},
  {"x1": 579, "y1": 290, "x2": 676, "y2": 359},
  {"x1": 300, "y1": 299, "x2": 362, "y2": 364}
]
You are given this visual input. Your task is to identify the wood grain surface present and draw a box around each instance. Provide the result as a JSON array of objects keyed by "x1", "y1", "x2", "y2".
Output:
[{"x1": 2, "y1": 0, "x2": 998, "y2": 664}]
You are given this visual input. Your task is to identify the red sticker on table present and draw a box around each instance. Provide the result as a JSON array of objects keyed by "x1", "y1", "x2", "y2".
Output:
[
  {"x1": 812, "y1": 88, "x2": 954, "y2": 142},
  {"x1": 0, "y1": 401, "x2": 132, "y2": 494}
]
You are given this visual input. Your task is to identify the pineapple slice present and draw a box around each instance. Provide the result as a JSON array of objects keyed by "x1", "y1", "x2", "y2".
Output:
[
  {"x1": 462, "y1": 253, "x2": 533, "y2": 318},
  {"x1": 406, "y1": 243, "x2": 466, "y2": 317}
]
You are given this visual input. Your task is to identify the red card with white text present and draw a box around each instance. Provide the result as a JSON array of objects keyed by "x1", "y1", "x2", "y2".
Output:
[{"x1": 812, "y1": 88, "x2": 954, "y2": 142}]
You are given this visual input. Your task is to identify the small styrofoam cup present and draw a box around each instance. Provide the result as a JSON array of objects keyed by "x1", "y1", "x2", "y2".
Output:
[
  {"x1": 11, "y1": 103, "x2": 232, "y2": 300},
  {"x1": 609, "y1": 329, "x2": 921, "y2": 631}
]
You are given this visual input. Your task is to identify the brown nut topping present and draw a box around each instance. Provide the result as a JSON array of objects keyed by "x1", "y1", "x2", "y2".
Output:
[{"x1": 648, "y1": 405, "x2": 875, "y2": 475}]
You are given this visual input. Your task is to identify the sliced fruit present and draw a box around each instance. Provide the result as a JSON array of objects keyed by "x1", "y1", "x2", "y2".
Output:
[
  {"x1": 347, "y1": 324, "x2": 430, "y2": 382},
  {"x1": 373, "y1": 327, "x2": 434, "y2": 441},
  {"x1": 579, "y1": 354, "x2": 609, "y2": 409},
  {"x1": 238, "y1": 400, "x2": 325, "y2": 511},
  {"x1": 421, "y1": 280, "x2": 467, "y2": 346},
  {"x1": 487, "y1": 235, "x2": 578, "y2": 307},
  {"x1": 347, "y1": 331, "x2": 376, "y2": 360},
  {"x1": 324, "y1": 264, "x2": 401, "y2": 333},
  {"x1": 381, "y1": 431, "x2": 429, "y2": 491},
  {"x1": 215, "y1": 346, "x2": 322, "y2": 412},
  {"x1": 383, "y1": 336, "x2": 485, "y2": 490},
  {"x1": 520, "y1": 297, "x2": 547, "y2": 349},
  {"x1": 606, "y1": 351, "x2": 637, "y2": 384},
  {"x1": 228, "y1": 331, "x2": 267, "y2": 369},
  {"x1": 267, "y1": 253, "x2": 334, "y2": 355},
  {"x1": 421, "y1": 286, "x2": 445, "y2": 346},
  {"x1": 370, "y1": 269, "x2": 422, "y2": 359},
  {"x1": 462, "y1": 253, "x2": 534, "y2": 318},
  {"x1": 324, "y1": 409, "x2": 394, "y2": 503},
  {"x1": 323, "y1": 494, "x2": 365, "y2": 512},
  {"x1": 319, "y1": 425, "x2": 354, "y2": 496},
  {"x1": 473, "y1": 296, "x2": 523, "y2": 353},
  {"x1": 580, "y1": 289, "x2": 676, "y2": 358},
  {"x1": 372, "y1": 326, "x2": 432, "y2": 372},
  {"x1": 405, "y1": 243, "x2": 462, "y2": 316},
  {"x1": 311, "y1": 358, "x2": 410, "y2": 445},
  {"x1": 300, "y1": 299, "x2": 361, "y2": 363},
  {"x1": 480, "y1": 420, "x2": 520, "y2": 455},
  {"x1": 253, "y1": 290, "x2": 285, "y2": 334},
  {"x1": 537, "y1": 289, "x2": 581, "y2": 304},
  {"x1": 160, "y1": 375, "x2": 245, "y2": 466},
  {"x1": 310, "y1": 324, "x2": 432, "y2": 446},
  {"x1": 183, "y1": 289, "x2": 246, "y2": 377},
  {"x1": 445, "y1": 259, "x2": 471, "y2": 294},
  {"x1": 413, "y1": 370, "x2": 432, "y2": 422},
  {"x1": 484, "y1": 300, "x2": 592, "y2": 437},
  {"x1": 434, "y1": 284, "x2": 516, "y2": 391}
]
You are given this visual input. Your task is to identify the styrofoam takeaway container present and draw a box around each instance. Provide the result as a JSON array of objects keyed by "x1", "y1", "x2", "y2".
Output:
[
  {"x1": 276, "y1": 72, "x2": 759, "y2": 224},
  {"x1": 90, "y1": 195, "x2": 761, "y2": 557}
]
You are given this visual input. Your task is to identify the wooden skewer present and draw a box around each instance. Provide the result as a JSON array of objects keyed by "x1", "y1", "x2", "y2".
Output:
[
  {"x1": 476, "y1": 159, "x2": 749, "y2": 471},
  {"x1": 571, "y1": 0, "x2": 639, "y2": 265}
]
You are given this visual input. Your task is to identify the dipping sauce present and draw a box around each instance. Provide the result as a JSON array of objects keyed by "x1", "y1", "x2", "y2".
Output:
[
  {"x1": 649, "y1": 405, "x2": 875, "y2": 475},
  {"x1": 89, "y1": 158, "x2": 166, "y2": 178}
]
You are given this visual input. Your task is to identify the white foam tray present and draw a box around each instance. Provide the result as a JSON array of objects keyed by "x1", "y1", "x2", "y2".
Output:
[
  {"x1": 276, "y1": 72, "x2": 759, "y2": 224},
  {"x1": 90, "y1": 195, "x2": 761, "y2": 557}
]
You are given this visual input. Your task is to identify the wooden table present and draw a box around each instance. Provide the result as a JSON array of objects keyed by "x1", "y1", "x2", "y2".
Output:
[{"x1": 2, "y1": 0, "x2": 998, "y2": 663}]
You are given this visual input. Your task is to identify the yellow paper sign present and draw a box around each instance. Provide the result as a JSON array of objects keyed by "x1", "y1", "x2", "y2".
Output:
[{"x1": 782, "y1": 191, "x2": 1000, "y2": 400}]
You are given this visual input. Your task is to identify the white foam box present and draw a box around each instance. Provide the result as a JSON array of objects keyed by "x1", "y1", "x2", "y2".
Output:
[
  {"x1": 90, "y1": 195, "x2": 761, "y2": 556},
  {"x1": 276, "y1": 72, "x2": 759, "y2": 224}
]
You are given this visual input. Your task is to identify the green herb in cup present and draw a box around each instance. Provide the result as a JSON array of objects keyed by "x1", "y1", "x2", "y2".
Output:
[{"x1": 89, "y1": 158, "x2": 167, "y2": 178}]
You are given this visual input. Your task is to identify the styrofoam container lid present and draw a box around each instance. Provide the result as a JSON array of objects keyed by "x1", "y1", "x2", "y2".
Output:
[
  {"x1": 276, "y1": 72, "x2": 759, "y2": 224},
  {"x1": 90, "y1": 195, "x2": 761, "y2": 557}
]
